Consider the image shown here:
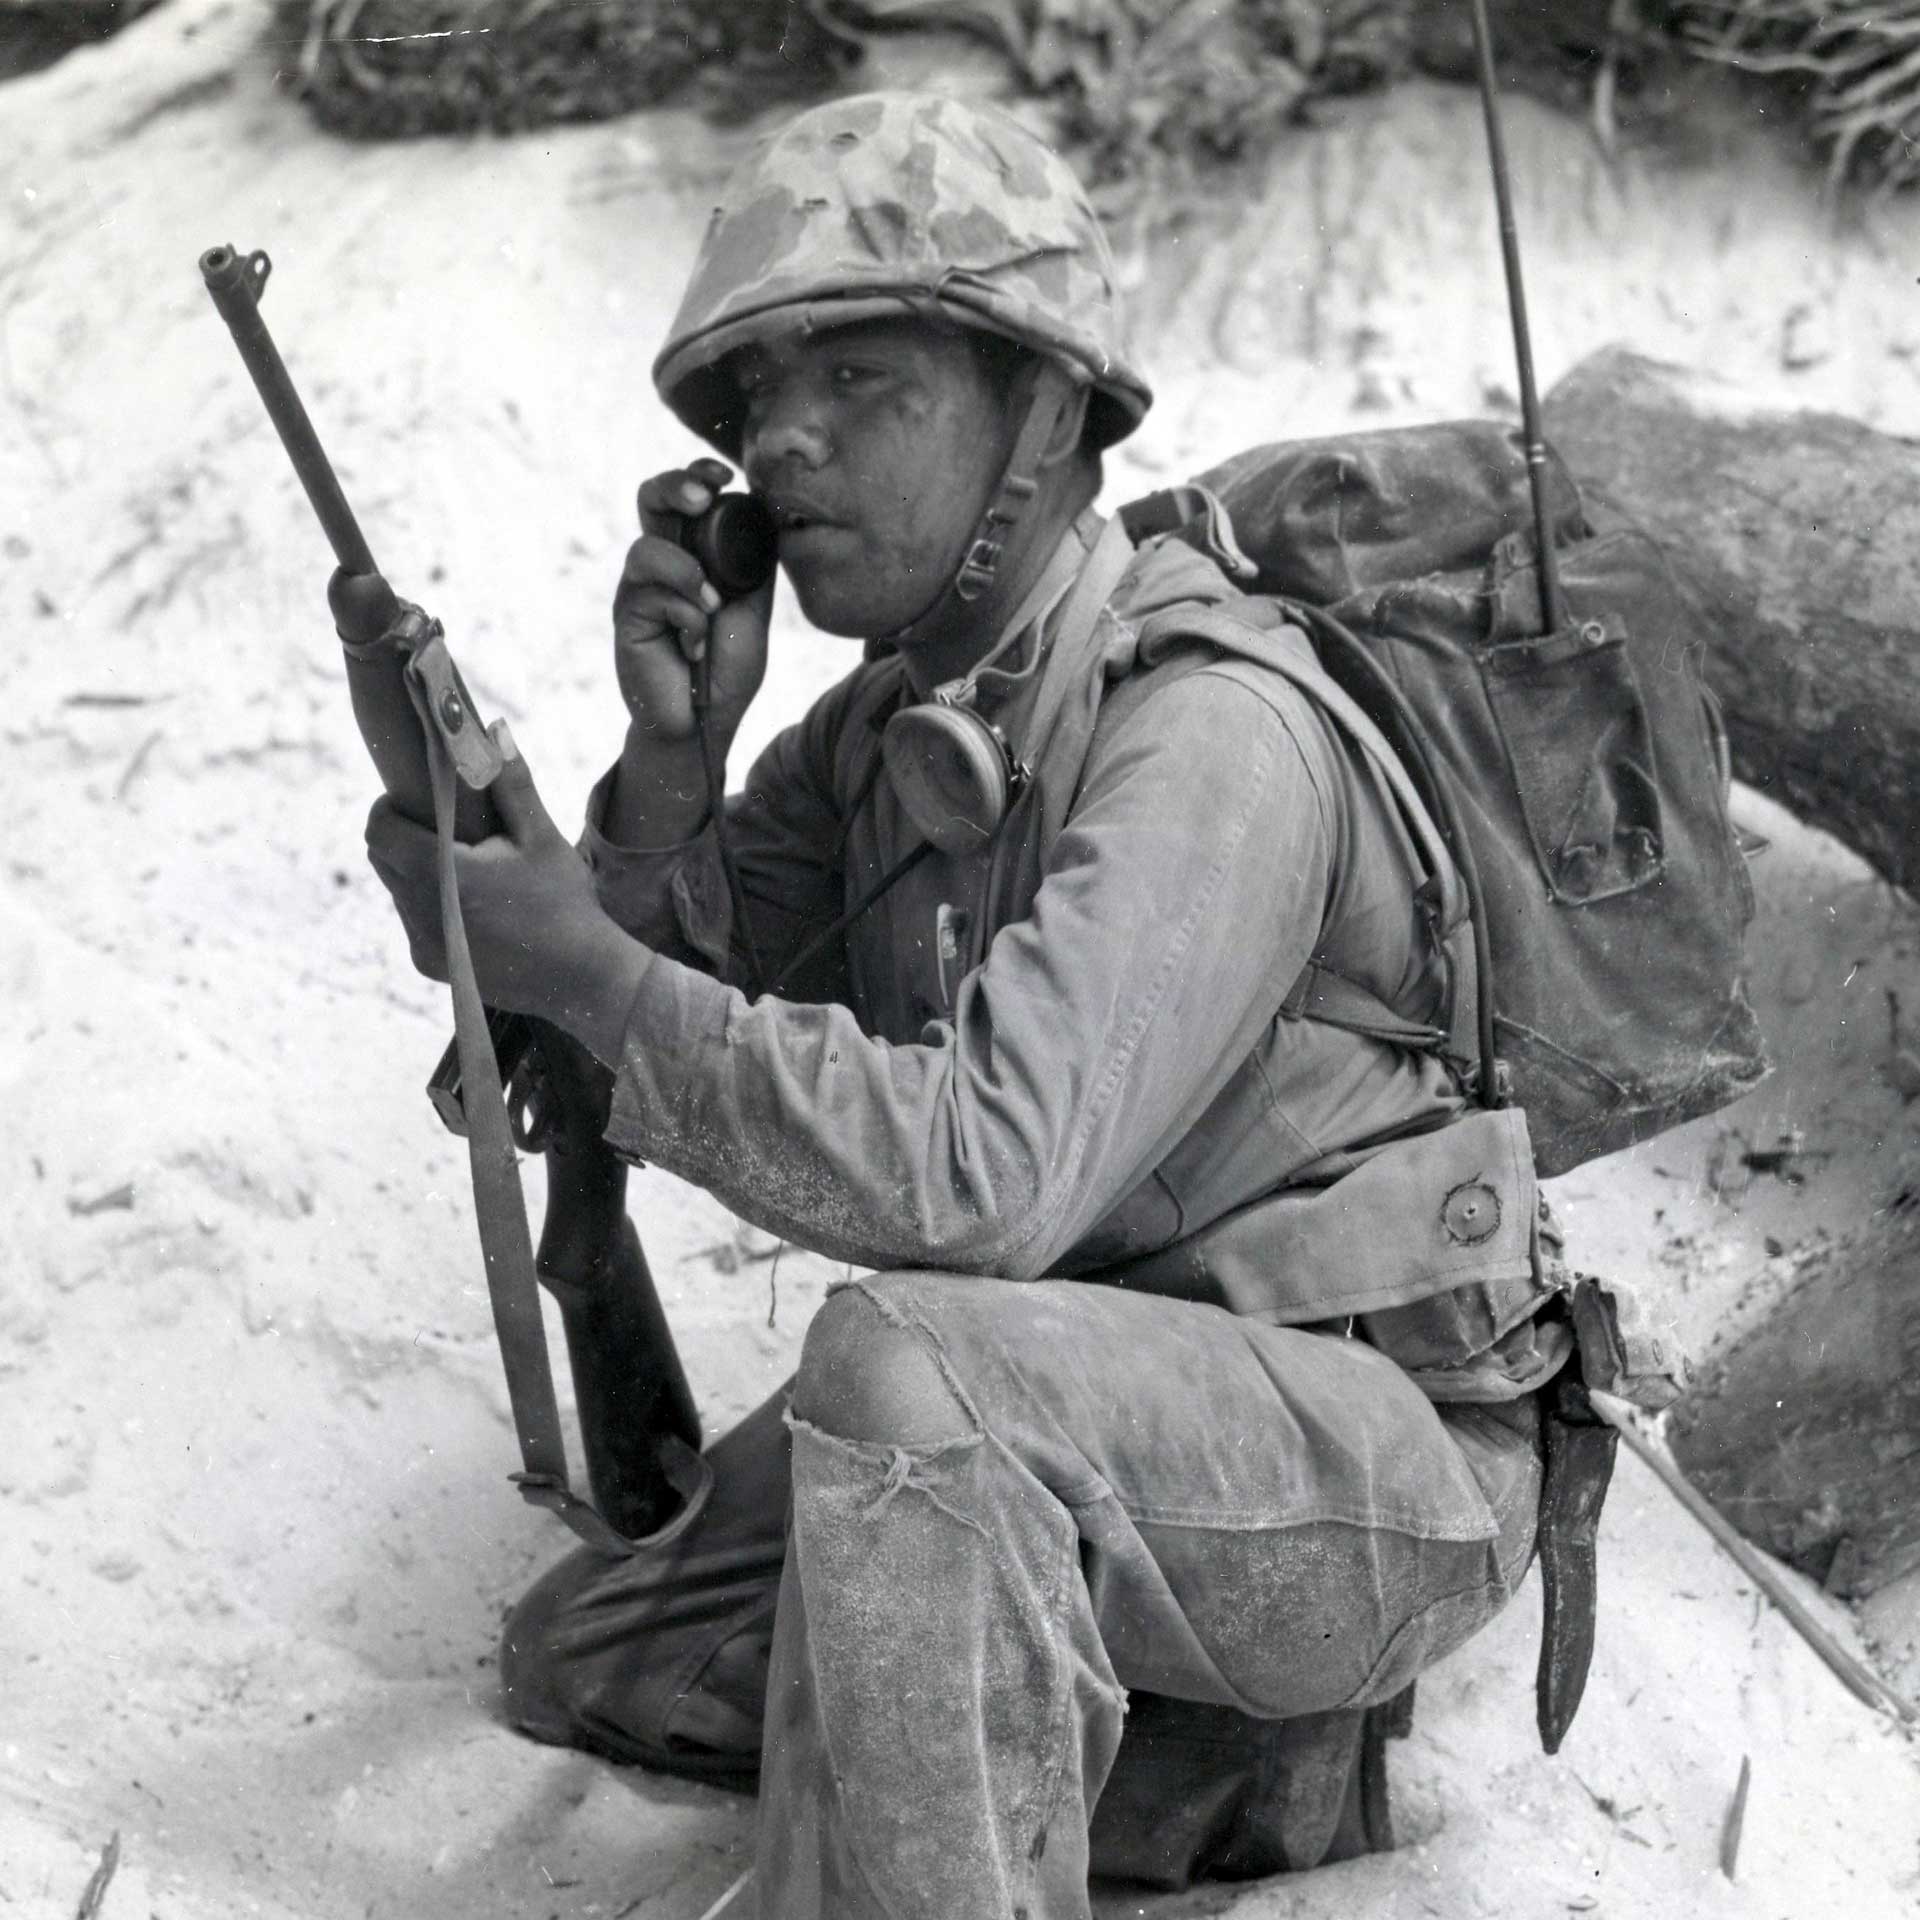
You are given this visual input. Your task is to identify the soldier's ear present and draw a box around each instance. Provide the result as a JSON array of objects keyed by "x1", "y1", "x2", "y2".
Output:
[{"x1": 1037, "y1": 380, "x2": 1090, "y2": 469}]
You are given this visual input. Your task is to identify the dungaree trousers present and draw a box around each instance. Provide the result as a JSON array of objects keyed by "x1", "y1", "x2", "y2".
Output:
[{"x1": 501, "y1": 1271, "x2": 1542, "y2": 1918}]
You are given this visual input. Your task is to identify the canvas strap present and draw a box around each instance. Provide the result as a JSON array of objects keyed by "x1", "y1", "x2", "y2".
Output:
[
  {"x1": 404, "y1": 630, "x2": 710, "y2": 1558},
  {"x1": 1017, "y1": 512, "x2": 1148, "y2": 846},
  {"x1": 1278, "y1": 959, "x2": 1448, "y2": 1050},
  {"x1": 1134, "y1": 602, "x2": 1480, "y2": 1078}
]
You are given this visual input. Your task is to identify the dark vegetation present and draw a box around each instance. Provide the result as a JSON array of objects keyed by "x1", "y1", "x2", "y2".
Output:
[
  {"x1": 9, "y1": 1, "x2": 1918, "y2": 198},
  {"x1": 0, "y1": 0, "x2": 167, "y2": 80},
  {"x1": 246, "y1": 1, "x2": 1920, "y2": 197}
]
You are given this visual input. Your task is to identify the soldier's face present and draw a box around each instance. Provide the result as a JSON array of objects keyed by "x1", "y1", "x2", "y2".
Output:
[{"x1": 733, "y1": 319, "x2": 1016, "y2": 639}]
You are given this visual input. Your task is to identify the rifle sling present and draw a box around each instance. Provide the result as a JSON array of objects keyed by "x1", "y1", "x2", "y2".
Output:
[{"x1": 406, "y1": 643, "x2": 710, "y2": 1557}]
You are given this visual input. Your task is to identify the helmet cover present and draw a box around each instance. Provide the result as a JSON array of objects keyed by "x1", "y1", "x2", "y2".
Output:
[{"x1": 653, "y1": 90, "x2": 1152, "y2": 458}]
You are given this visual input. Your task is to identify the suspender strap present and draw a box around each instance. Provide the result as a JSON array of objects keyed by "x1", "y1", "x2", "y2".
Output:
[
  {"x1": 1020, "y1": 513, "x2": 1146, "y2": 812},
  {"x1": 1138, "y1": 603, "x2": 1466, "y2": 927},
  {"x1": 1279, "y1": 959, "x2": 1448, "y2": 1050},
  {"x1": 405, "y1": 630, "x2": 710, "y2": 1558},
  {"x1": 1136, "y1": 601, "x2": 1481, "y2": 1077}
]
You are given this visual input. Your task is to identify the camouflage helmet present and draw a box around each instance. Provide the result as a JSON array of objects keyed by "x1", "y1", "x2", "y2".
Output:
[{"x1": 652, "y1": 91, "x2": 1152, "y2": 460}]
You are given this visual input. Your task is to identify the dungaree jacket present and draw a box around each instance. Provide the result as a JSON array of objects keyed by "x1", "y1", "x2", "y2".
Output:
[{"x1": 583, "y1": 516, "x2": 1568, "y2": 1401}]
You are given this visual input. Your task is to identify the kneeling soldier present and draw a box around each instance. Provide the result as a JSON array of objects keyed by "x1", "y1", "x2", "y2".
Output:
[{"x1": 368, "y1": 90, "x2": 1557, "y2": 1919}]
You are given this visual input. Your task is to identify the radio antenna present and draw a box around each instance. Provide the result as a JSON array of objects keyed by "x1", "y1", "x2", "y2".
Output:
[{"x1": 1467, "y1": 0, "x2": 1565, "y2": 636}]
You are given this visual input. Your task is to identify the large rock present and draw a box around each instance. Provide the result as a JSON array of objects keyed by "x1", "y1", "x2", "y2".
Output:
[{"x1": 1544, "y1": 347, "x2": 1920, "y2": 890}]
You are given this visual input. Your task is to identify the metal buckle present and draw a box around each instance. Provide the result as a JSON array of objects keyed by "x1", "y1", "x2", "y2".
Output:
[{"x1": 955, "y1": 536, "x2": 1002, "y2": 601}]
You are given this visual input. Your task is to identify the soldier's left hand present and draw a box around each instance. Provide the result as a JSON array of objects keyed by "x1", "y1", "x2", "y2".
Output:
[{"x1": 365, "y1": 724, "x2": 632, "y2": 1033}]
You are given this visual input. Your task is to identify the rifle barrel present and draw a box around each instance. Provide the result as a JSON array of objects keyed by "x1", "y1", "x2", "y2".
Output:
[{"x1": 199, "y1": 245, "x2": 378, "y2": 579}]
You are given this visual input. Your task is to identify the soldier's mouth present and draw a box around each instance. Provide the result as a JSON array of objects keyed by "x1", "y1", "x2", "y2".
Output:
[
  {"x1": 768, "y1": 499, "x2": 840, "y2": 534},
  {"x1": 776, "y1": 518, "x2": 850, "y2": 556}
]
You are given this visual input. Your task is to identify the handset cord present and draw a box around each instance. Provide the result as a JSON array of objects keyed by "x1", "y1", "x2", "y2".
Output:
[
  {"x1": 692, "y1": 648, "x2": 769, "y2": 997},
  {"x1": 732, "y1": 525, "x2": 1094, "y2": 1000}
]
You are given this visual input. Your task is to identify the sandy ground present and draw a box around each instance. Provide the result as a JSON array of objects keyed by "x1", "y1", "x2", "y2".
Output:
[{"x1": 3, "y1": 5, "x2": 1918, "y2": 1916}]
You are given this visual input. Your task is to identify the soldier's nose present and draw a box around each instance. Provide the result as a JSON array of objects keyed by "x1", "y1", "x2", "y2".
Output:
[{"x1": 746, "y1": 403, "x2": 831, "y2": 475}]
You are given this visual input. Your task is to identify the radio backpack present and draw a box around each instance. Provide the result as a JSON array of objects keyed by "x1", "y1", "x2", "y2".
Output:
[{"x1": 1124, "y1": 421, "x2": 1768, "y2": 1178}]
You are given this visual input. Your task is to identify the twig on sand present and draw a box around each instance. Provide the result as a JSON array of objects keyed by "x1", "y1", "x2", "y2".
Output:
[
  {"x1": 694, "y1": 1865, "x2": 754, "y2": 1920},
  {"x1": 75, "y1": 1832, "x2": 120, "y2": 1920},
  {"x1": 67, "y1": 1182, "x2": 135, "y2": 1217},
  {"x1": 1568, "y1": 1770, "x2": 1641, "y2": 1826},
  {"x1": 1591, "y1": 1390, "x2": 1920, "y2": 1731},
  {"x1": 1720, "y1": 1754, "x2": 1752, "y2": 1880},
  {"x1": 113, "y1": 729, "x2": 164, "y2": 803}
]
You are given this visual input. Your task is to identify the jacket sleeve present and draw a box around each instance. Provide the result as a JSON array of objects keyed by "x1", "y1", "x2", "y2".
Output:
[
  {"x1": 601, "y1": 664, "x2": 1346, "y2": 1278},
  {"x1": 579, "y1": 671, "x2": 866, "y2": 1002}
]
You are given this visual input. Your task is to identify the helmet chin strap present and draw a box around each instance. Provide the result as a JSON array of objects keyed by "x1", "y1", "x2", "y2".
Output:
[{"x1": 887, "y1": 358, "x2": 1080, "y2": 656}]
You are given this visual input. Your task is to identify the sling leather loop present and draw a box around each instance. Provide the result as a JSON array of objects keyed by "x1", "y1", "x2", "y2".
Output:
[
  {"x1": 514, "y1": 1432, "x2": 714, "y2": 1556},
  {"x1": 405, "y1": 644, "x2": 709, "y2": 1557},
  {"x1": 406, "y1": 630, "x2": 506, "y2": 791}
]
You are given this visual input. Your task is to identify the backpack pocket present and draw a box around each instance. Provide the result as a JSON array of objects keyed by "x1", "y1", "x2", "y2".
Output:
[{"x1": 1479, "y1": 610, "x2": 1664, "y2": 905}]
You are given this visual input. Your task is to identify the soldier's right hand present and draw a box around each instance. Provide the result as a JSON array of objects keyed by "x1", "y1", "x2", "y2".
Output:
[{"x1": 613, "y1": 458, "x2": 773, "y2": 753}]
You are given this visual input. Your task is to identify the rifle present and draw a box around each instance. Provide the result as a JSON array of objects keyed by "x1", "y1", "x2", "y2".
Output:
[{"x1": 199, "y1": 242, "x2": 708, "y2": 1552}]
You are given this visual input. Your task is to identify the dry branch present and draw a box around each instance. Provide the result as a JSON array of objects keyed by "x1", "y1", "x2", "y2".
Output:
[
  {"x1": 1593, "y1": 1391, "x2": 1920, "y2": 1729},
  {"x1": 1678, "y1": 1, "x2": 1920, "y2": 191}
]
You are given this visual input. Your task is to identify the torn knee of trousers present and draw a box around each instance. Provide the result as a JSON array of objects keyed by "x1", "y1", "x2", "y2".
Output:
[
  {"x1": 783, "y1": 1416, "x2": 993, "y2": 1546},
  {"x1": 790, "y1": 1278, "x2": 978, "y2": 1449}
]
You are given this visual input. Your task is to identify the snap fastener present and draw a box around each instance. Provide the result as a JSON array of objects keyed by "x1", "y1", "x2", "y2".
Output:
[{"x1": 1441, "y1": 1178, "x2": 1502, "y2": 1246}]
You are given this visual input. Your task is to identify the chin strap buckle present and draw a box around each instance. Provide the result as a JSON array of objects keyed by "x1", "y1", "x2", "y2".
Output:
[
  {"x1": 951, "y1": 366, "x2": 1076, "y2": 606},
  {"x1": 956, "y1": 536, "x2": 1003, "y2": 601}
]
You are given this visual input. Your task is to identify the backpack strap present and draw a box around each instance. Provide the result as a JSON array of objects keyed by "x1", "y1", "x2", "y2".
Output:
[
  {"x1": 1135, "y1": 601, "x2": 1481, "y2": 1081},
  {"x1": 1279, "y1": 959, "x2": 1448, "y2": 1050}
]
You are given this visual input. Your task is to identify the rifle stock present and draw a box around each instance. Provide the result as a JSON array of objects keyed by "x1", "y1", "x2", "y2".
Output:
[
  {"x1": 201, "y1": 242, "x2": 700, "y2": 1545},
  {"x1": 530, "y1": 1028, "x2": 703, "y2": 1531}
]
